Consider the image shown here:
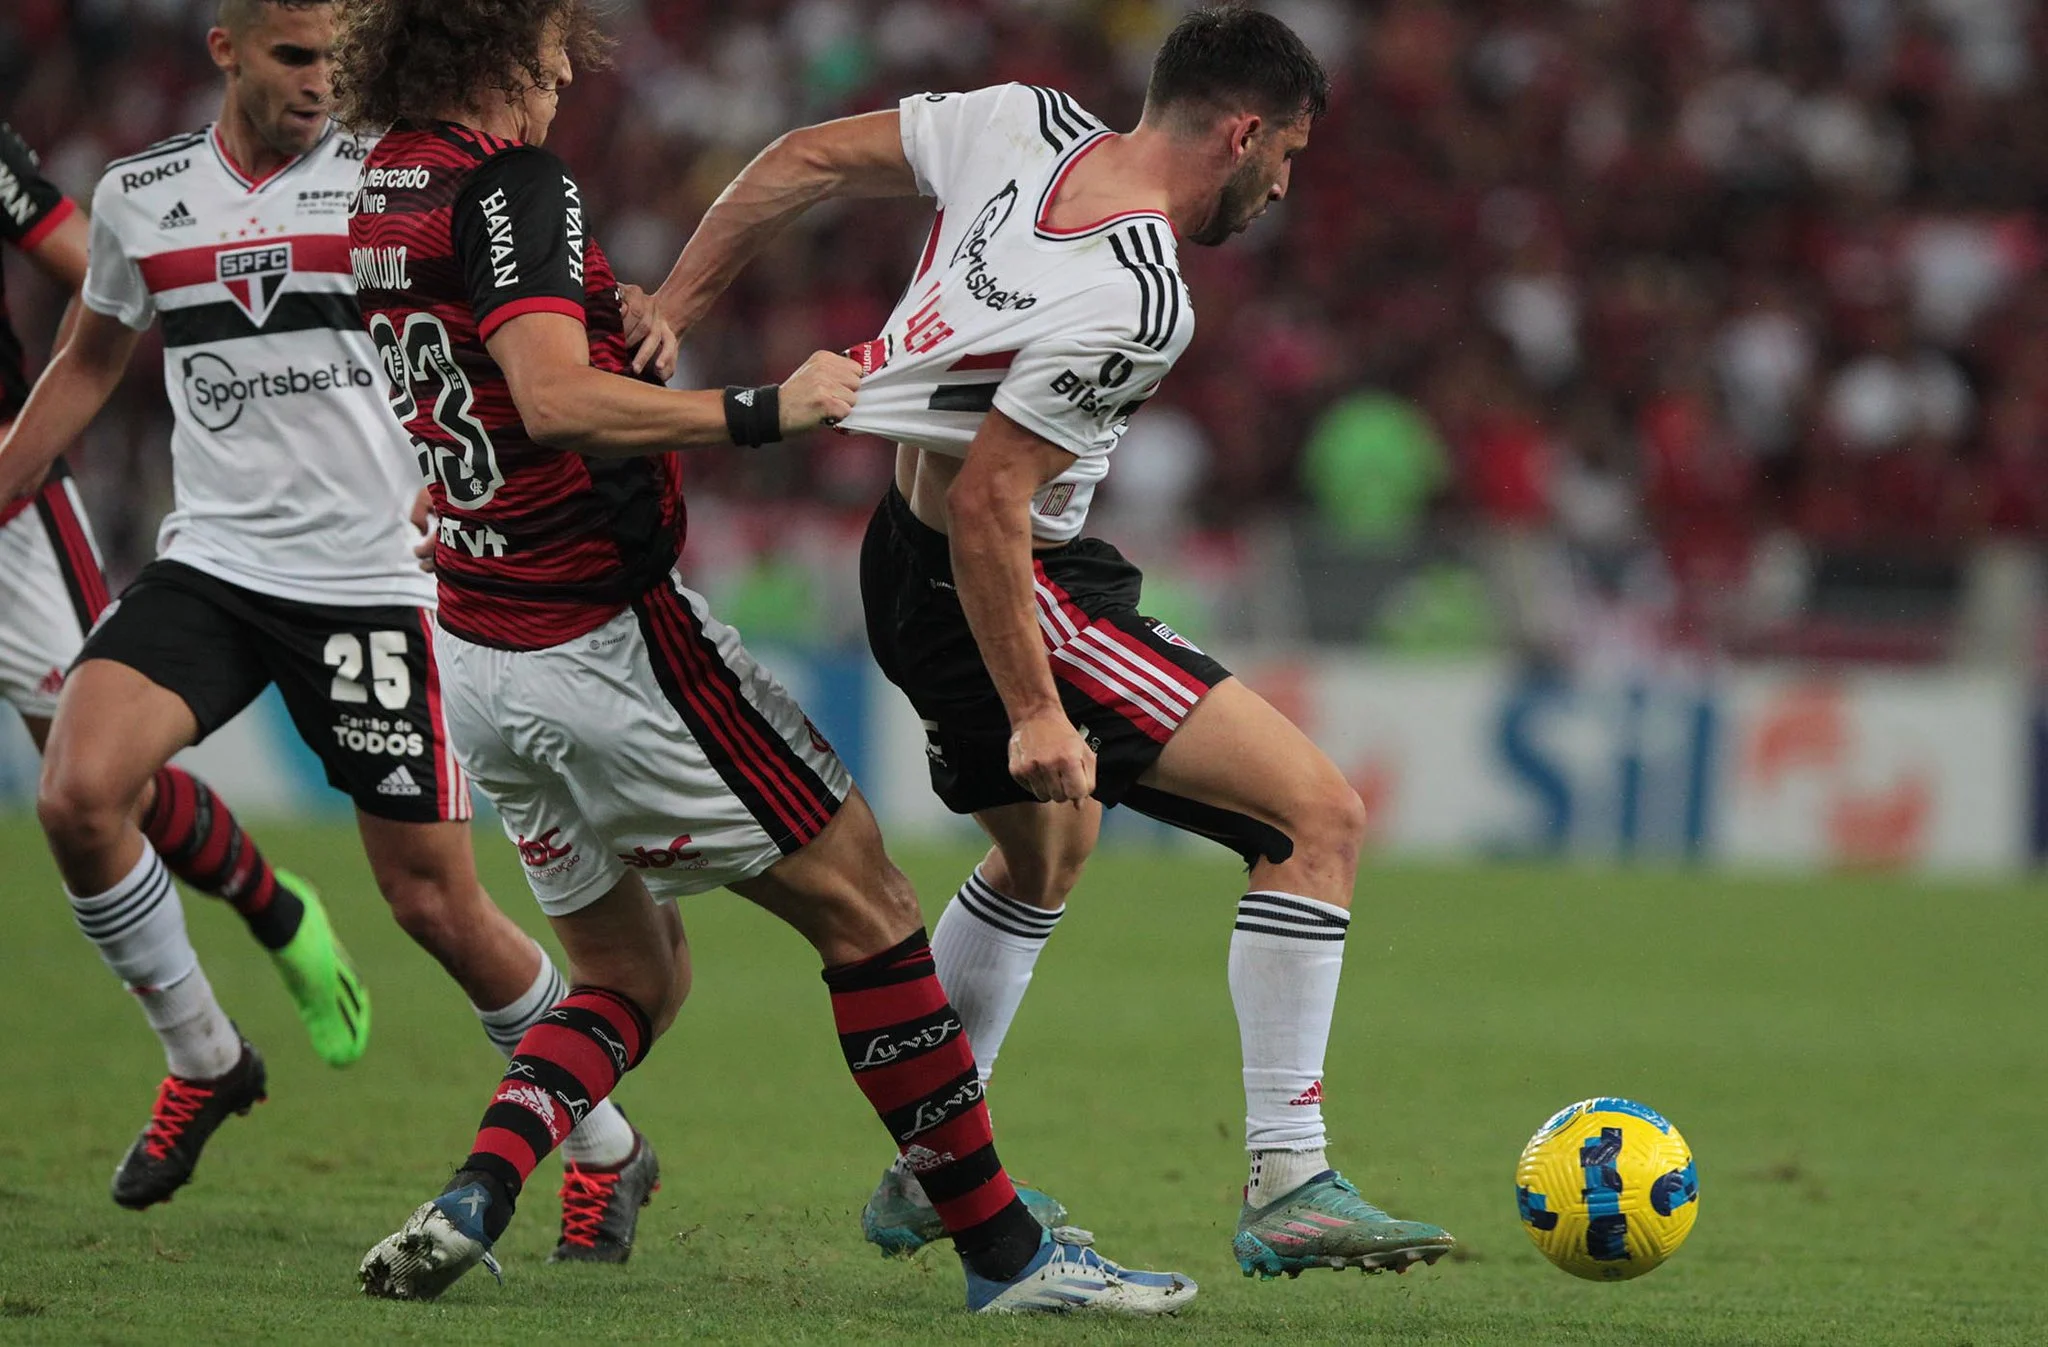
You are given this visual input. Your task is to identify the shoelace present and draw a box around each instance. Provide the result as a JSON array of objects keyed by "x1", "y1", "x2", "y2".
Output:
[
  {"x1": 142, "y1": 1077, "x2": 216, "y2": 1160},
  {"x1": 558, "y1": 1164, "x2": 623, "y2": 1248},
  {"x1": 1046, "y1": 1226, "x2": 1123, "y2": 1280}
]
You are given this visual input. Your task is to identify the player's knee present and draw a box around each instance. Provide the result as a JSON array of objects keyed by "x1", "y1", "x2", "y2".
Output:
[
  {"x1": 647, "y1": 959, "x2": 692, "y2": 1039},
  {"x1": 852, "y1": 860, "x2": 924, "y2": 933},
  {"x1": 35, "y1": 762, "x2": 135, "y2": 862},
  {"x1": 1281, "y1": 771, "x2": 1369, "y2": 870},
  {"x1": 809, "y1": 860, "x2": 923, "y2": 963},
  {"x1": 574, "y1": 951, "x2": 679, "y2": 1040}
]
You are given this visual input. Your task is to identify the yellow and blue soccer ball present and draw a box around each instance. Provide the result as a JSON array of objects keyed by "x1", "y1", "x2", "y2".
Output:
[{"x1": 1514, "y1": 1097, "x2": 1698, "y2": 1281}]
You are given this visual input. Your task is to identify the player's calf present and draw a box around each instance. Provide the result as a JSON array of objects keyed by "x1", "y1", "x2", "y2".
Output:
[{"x1": 140, "y1": 765, "x2": 304, "y2": 948}]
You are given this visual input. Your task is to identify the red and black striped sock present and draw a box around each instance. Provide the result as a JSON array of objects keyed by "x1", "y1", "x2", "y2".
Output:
[
  {"x1": 141, "y1": 766, "x2": 301, "y2": 951},
  {"x1": 825, "y1": 929, "x2": 1043, "y2": 1282},
  {"x1": 462, "y1": 986, "x2": 652, "y2": 1210}
]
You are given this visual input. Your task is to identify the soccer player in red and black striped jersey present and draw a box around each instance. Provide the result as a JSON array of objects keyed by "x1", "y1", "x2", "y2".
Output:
[{"x1": 340, "y1": 0, "x2": 1191, "y2": 1313}]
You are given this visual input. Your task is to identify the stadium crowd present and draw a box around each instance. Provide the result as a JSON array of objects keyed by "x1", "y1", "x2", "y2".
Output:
[{"x1": 5, "y1": 0, "x2": 2046, "y2": 659}]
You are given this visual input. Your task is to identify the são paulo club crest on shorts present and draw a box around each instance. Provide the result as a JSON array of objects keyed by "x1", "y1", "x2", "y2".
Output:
[{"x1": 217, "y1": 242, "x2": 291, "y2": 325}]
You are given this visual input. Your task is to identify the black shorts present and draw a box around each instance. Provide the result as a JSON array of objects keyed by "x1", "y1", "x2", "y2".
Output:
[
  {"x1": 860, "y1": 486, "x2": 1235, "y2": 815},
  {"x1": 78, "y1": 560, "x2": 469, "y2": 824}
]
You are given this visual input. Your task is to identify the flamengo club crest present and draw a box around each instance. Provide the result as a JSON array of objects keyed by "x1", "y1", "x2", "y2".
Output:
[{"x1": 217, "y1": 242, "x2": 291, "y2": 325}]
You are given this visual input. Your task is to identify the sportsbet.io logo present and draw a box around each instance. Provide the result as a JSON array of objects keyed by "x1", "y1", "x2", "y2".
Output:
[{"x1": 181, "y1": 352, "x2": 375, "y2": 431}]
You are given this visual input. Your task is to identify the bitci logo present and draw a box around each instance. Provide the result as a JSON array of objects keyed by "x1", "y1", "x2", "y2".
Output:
[{"x1": 218, "y1": 243, "x2": 291, "y2": 325}]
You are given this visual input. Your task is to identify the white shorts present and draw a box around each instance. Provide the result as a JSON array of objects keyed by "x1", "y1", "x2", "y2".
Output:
[
  {"x1": 0, "y1": 478, "x2": 109, "y2": 722},
  {"x1": 435, "y1": 573, "x2": 854, "y2": 916}
]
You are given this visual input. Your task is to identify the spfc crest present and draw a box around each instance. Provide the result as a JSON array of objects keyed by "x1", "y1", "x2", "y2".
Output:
[{"x1": 217, "y1": 242, "x2": 291, "y2": 325}]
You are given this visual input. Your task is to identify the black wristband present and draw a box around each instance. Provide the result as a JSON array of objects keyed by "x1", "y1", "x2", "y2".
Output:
[{"x1": 723, "y1": 385, "x2": 782, "y2": 447}]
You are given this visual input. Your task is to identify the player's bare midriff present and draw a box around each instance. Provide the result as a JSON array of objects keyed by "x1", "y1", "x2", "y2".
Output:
[{"x1": 896, "y1": 444, "x2": 1065, "y2": 552}]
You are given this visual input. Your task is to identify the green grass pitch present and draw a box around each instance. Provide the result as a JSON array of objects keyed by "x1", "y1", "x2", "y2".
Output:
[{"x1": 0, "y1": 816, "x2": 2042, "y2": 1344}]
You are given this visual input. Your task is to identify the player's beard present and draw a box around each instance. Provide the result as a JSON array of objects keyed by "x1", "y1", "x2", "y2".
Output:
[
  {"x1": 1190, "y1": 158, "x2": 1272, "y2": 247},
  {"x1": 256, "y1": 95, "x2": 327, "y2": 158}
]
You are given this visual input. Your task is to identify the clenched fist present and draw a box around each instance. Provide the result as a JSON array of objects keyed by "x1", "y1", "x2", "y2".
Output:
[
  {"x1": 1008, "y1": 707, "x2": 1095, "y2": 805},
  {"x1": 778, "y1": 350, "x2": 862, "y2": 434}
]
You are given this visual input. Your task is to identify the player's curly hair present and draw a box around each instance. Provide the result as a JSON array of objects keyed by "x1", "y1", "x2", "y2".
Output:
[{"x1": 331, "y1": 0, "x2": 612, "y2": 130}]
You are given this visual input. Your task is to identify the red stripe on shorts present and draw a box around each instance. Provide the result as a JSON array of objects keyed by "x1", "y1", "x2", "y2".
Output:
[
  {"x1": 35, "y1": 479, "x2": 111, "y2": 628},
  {"x1": 1029, "y1": 564, "x2": 1205, "y2": 744},
  {"x1": 637, "y1": 585, "x2": 833, "y2": 846},
  {"x1": 415, "y1": 609, "x2": 470, "y2": 821}
]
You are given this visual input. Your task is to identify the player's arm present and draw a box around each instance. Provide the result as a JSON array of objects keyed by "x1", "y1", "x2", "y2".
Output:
[
  {"x1": 648, "y1": 111, "x2": 919, "y2": 337},
  {"x1": 22, "y1": 209, "x2": 90, "y2": 357},
  {"x1": 0, "y1": 123, "x2": 102, "y2": 491},
  {"x1": 461, "y1": 147, "x2": 858, "y2": 457},
  {"x1": 947, "y1": 411, "x2": 1094, "y2": 804},
  {"x1": 21, "y1": 205, "x2": 88, "y2": 294},
  {"x1": 0, "y1": 305, "x2": 141, "y2": 502},
  {"x1": 486, "y1": 312, "x2": 857, "y2": 457}
]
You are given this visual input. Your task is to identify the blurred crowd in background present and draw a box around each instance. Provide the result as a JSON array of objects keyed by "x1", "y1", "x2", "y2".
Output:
[{"x1": 7, "y1": 0, "x2": 2048, "y2": 664}]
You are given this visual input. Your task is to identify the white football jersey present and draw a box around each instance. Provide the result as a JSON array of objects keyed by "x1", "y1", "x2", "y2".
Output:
[
  {"x1": 840, "y1": 84, "x2": 1194, "y2": 543},
  {"x1": 81, "y1": 122, "x2": 433, "y2": 608}
]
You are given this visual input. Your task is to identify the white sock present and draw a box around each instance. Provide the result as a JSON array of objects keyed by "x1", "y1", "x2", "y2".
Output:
[
  {"x1": 1230, "y1": 891, "x2": 1349, "y2": 1208},
  {"x1": 1246, "y1": 1147, "x2": 1331, "y2": 1210},
  {"x1": 70, "y1": 847, "x2": 240, "y2": 1079},
  {"x1": 140, "y1": 966, "x2": 244, "y2": 1080},
  {"x1": 930, "y1": 866, "x2": 1063, "y2": 1084},
  {"x1": 475, "y1": 946, "x2": 638, "y2": 1168}
]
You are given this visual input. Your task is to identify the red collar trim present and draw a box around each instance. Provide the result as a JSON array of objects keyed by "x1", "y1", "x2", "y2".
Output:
[
  {"x1": 210, "y1": 123, "x2": 304, "y2": 193},
  {"x1": 1035, "y1": 133, "x2": 1176, "y2": 240}
]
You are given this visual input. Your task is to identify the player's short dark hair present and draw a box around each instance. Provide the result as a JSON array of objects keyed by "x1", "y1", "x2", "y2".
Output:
[
  {"x1": 332, "y1": 0, "x2": 611, "y2": 130},
  {"x1": 217, "y1": 0, "x2": 331, "y2": 36},
  {"x1": 1145, "y1": 4, "x2": 1329, "y2": 129}
]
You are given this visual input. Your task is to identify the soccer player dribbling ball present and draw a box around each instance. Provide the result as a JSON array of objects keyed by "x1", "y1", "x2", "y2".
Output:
[
  {"x1": 645, "y1": 3, "x2": 1458, "y2": 1280},
  {"x1": 0, "y1": 3, "x2": 662, "y2": 1259},
  {"x1": 338, "y1": 0, "x2": 1192, "y2": 1312}
]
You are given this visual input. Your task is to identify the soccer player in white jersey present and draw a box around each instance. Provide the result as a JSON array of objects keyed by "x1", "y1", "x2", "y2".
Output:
[
  {"x1": 0, "y1": 1, "x2": 662, "y2": 1259},
  {"x1": 648, "y1": 5, "x2": 1458, "y2": 1279},
  {"x1": 0, "y1": 117, "x2": 391, "y2": 1090}
]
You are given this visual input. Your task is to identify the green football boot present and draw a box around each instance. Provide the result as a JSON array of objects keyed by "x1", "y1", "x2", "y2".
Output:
[
  {"x1": 862, "y1": 1157, "x2": 1071, "y2": 1257},
  {"x1": 269, "y1": 871, "x2": 370, "y2": 1067},
  {"x1": 1234, "y1": 1171, "x2": 1455, "y2": 1279}
]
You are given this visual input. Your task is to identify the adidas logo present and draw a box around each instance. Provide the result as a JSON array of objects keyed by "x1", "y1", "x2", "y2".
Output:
[
  {"x1": 36, "y1": 667, "x2": 64, "y2": 696},
  {"x1": 376, "y1": 764, "x2": 423, "y2": 797},
  {"x1": 1287, "y1": 1080, "x2": 1324, "y2": 1107},
  {"x1": 734, "y1": 387, "x2": 756, "y2": 406},
  {"x1": 159, "y1": 200, "x2": 196, "y2": 229}
]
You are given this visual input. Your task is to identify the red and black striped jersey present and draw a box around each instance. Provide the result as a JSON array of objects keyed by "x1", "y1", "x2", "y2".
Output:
[
  {"x1": 0, "y1": 121, "x2": 79, "y2": 528},
  {"x1": 350, "y1": 121, "x2": 682, "y2": 651}
]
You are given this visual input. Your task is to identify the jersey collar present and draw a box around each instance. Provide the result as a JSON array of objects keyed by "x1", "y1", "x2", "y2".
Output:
[
  {"x1": 208, "y1": 120, "x2": 335, "y2": 193},
  {"x1": 1034, "y1": 131, "x2": 1176, "y2": 242}
]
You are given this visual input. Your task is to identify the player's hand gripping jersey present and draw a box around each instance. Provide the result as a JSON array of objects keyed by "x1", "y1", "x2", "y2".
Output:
[
  {"x1": 350, "y1": 123, "x2": 680, "y2": 651},
  {"x1": 80, "y1": 123, "x2": 432, "y2": 607},
  {"x1": 838, "y1": 84, "x2": 1193, "y2": 543}
]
